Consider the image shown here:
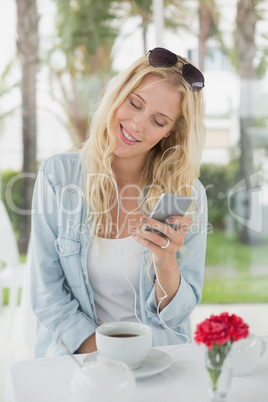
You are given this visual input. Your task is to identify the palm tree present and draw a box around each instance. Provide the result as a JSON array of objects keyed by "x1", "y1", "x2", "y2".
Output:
[
  {"x1": 127, "y1": 0, "x2": 153, "y2": 53},
  {"x1": 126, "y1": 0, "x2": 192, "y2": 54},
  {"x1": 235, "y1": 0, "x2": 265, "y2": 243},
  {"x1": 198, "y1": 0, "x2": 222, "y2": 71},
  {"x1": 48, "y1": 0, "x2": 123, "y2": 144},
  {"x1": 15, "y1": 0, "x2": 39, "y2": 253}
]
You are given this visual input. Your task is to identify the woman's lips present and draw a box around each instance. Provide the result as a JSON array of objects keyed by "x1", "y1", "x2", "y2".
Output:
[{"x1": 120, "y1": 124, "x2": 141, "y2": 145}]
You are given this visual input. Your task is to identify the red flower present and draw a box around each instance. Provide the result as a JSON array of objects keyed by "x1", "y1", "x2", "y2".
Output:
[
  {"x1": 227, "y1": 313, "x2": 249, "y2": 342},
  {"x1": 194, "y1": 312, "x2": 249, "y2": 350}
]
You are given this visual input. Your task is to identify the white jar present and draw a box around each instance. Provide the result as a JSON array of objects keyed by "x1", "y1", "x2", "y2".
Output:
[
  {"x1": 71, "y1": 355, "x2": 136, "y2": 402},
  {"x1": 232, "y1": 333, "x2": 266, "y2": 376}
]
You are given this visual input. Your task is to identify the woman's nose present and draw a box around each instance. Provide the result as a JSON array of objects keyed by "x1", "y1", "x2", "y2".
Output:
[{"x1": 130, "y1": 114, "x2": 146, "y2": 132}]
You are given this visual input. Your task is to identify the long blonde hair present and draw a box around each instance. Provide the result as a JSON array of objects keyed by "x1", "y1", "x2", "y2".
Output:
[{"x1": 81, "y1": 54, "x2": 205, "y2": 239}]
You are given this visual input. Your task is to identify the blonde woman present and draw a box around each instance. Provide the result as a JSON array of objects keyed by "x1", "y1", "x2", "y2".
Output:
[{"x1": 31, "y1": 47, "x2": 207, "y2": 357}]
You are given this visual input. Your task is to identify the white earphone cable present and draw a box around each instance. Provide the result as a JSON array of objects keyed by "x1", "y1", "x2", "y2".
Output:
[
  {"x1": 107, "y1": 145, "x2": 189, "y2": 344},
  {"x1": 152, "y1": 254, "x2": 189, "y2": 343},
  {"x1": 113, "y1": 145, "x2": 180, "y2": 239}
]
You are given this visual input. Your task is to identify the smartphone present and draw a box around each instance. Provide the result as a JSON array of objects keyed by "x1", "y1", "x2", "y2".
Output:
[{"x1": 144, "y1": 193, "x2": 192, "y2": 237}]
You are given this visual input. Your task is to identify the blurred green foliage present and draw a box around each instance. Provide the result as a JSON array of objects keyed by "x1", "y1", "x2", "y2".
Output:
[
  {"x1": 200, "y1": 159, "x2": 239, "y2": 228},
  {"x1": 2, "y1": 254, "x2": 26, "y2": 305},
  {"x1": 1, "y1": 170, "x2": 21, "y2": 235},
  {"x1": 203, "y1": 230, "x2": 268, "y2": 302}
]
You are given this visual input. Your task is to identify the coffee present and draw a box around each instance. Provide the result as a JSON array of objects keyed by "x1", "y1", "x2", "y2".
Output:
[
  {"x1": 96, "y1": 322, "x2": 152, "y2": 369},
  {"x1": 108, "y1": 334, "x2": 138, "y2": 338}
]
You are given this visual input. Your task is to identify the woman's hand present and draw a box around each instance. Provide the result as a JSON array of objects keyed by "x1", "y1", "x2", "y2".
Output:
[
  {"x1": 130, "y1": 215, "x2": 193, "y2": 265},
  {"x1": 130, "y1": 215, "x2": 193, "y2": 310},
  {"x1": 77, "y1": 332, "x2": 97, "y2": 354}
]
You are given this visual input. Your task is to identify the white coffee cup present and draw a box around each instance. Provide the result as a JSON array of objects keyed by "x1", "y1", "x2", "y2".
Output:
[
  {"x1": 232, "y1": 333, "x2": 266, "y2": 376},
  {"x1": 96, "y1": 322, "x2": 152, "y2": 370}
]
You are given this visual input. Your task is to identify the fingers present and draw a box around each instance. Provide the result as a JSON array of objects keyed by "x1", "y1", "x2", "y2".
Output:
[
  {"x1": 130, "y1": 226, "x2": 173, "y2": 255},
  {"x1": 160, "y1": 237, "x2": 170, "y2": 249},
  {"x1": 142, "y1": 216, "x2": 192, "y2": 238},
  {"x1": 166, "y1": 216, "x2": 193, "y2": 235},
  {"x1": 130, "y1": 215, "x2": 192, "y2": 251}
]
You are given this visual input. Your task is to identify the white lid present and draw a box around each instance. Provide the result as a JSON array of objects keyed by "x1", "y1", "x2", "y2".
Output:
[{"x1": 78, "y1": 355, "x2": 135, "y2": 390}]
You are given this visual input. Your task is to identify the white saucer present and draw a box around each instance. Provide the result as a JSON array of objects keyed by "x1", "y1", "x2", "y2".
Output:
[{"x1": 83, "y1": 348, "x2": 172, "y2": 378}]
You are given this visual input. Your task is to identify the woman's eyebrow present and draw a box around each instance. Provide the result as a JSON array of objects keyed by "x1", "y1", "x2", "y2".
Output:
[{"x1": 132, "y1": 92, "x2": 173, "y2": 122}]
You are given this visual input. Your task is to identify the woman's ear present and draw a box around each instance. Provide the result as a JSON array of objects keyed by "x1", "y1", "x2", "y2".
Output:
[{"x1": 164, "y1": 130, "x2": 174, "y2": 138}]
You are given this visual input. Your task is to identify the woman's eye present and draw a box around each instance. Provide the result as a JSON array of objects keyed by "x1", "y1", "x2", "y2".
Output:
[
  {"x1": 130, "y1": 100, "x2": 141, "y2": 109},
  {"x1": 153, "y1": 119, "x2": 164, "y2": 127}
]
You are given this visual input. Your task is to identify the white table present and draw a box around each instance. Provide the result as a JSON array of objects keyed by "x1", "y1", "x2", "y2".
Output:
[{"x1": 5, "y1": 337, "x2": 268, "y2": 402}]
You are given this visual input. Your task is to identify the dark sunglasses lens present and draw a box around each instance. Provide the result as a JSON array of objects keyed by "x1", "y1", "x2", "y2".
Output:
[
  {"x1": 149, "y1": 48, "x2": 178, "y2": 68},
  {"x1": 182, "y1": 64, "x2": 204, "y2": 92}
]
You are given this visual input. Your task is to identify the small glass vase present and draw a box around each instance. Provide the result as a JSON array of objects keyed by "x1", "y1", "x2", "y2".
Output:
[{"x1": 205, "y1": 343, "x2": 233, "y2": 401}]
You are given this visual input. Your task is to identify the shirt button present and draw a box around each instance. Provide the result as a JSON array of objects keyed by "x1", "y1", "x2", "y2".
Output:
[{"x1": 60, "y1": 246, "x2": 64, "y2": 253}]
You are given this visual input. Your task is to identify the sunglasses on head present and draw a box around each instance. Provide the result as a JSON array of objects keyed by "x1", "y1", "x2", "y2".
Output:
[{"x1": 148, "y1": 47, "x2": 205, "y2": 92}]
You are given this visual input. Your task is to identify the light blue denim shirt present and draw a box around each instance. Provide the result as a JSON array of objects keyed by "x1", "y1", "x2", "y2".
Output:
[{"x1": 31, "y1": 152, "x2": 207, "y2": 357}]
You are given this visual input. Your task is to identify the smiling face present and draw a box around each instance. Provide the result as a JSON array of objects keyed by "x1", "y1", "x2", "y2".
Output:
[{"x1": 111, "y1": 74, "x2": 183, "y2": 166}]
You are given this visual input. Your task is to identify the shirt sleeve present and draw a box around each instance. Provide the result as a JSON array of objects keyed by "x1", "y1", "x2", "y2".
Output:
[
  {"x1": 144, "y1": 180, "x2": 208, "y2": 329},
  {"x1": 30, "y1": 160, "x2": 97, "y2": 355}
]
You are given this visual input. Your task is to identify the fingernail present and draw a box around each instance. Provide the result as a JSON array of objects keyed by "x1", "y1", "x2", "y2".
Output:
[{"x1": 166, "y1": 218, "x2": 174, "y2": 224}]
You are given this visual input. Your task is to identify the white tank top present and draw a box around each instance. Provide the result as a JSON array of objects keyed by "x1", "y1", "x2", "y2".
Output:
[{"x1": 87, "y1": 236, "x2": 143, "y2": 325}]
